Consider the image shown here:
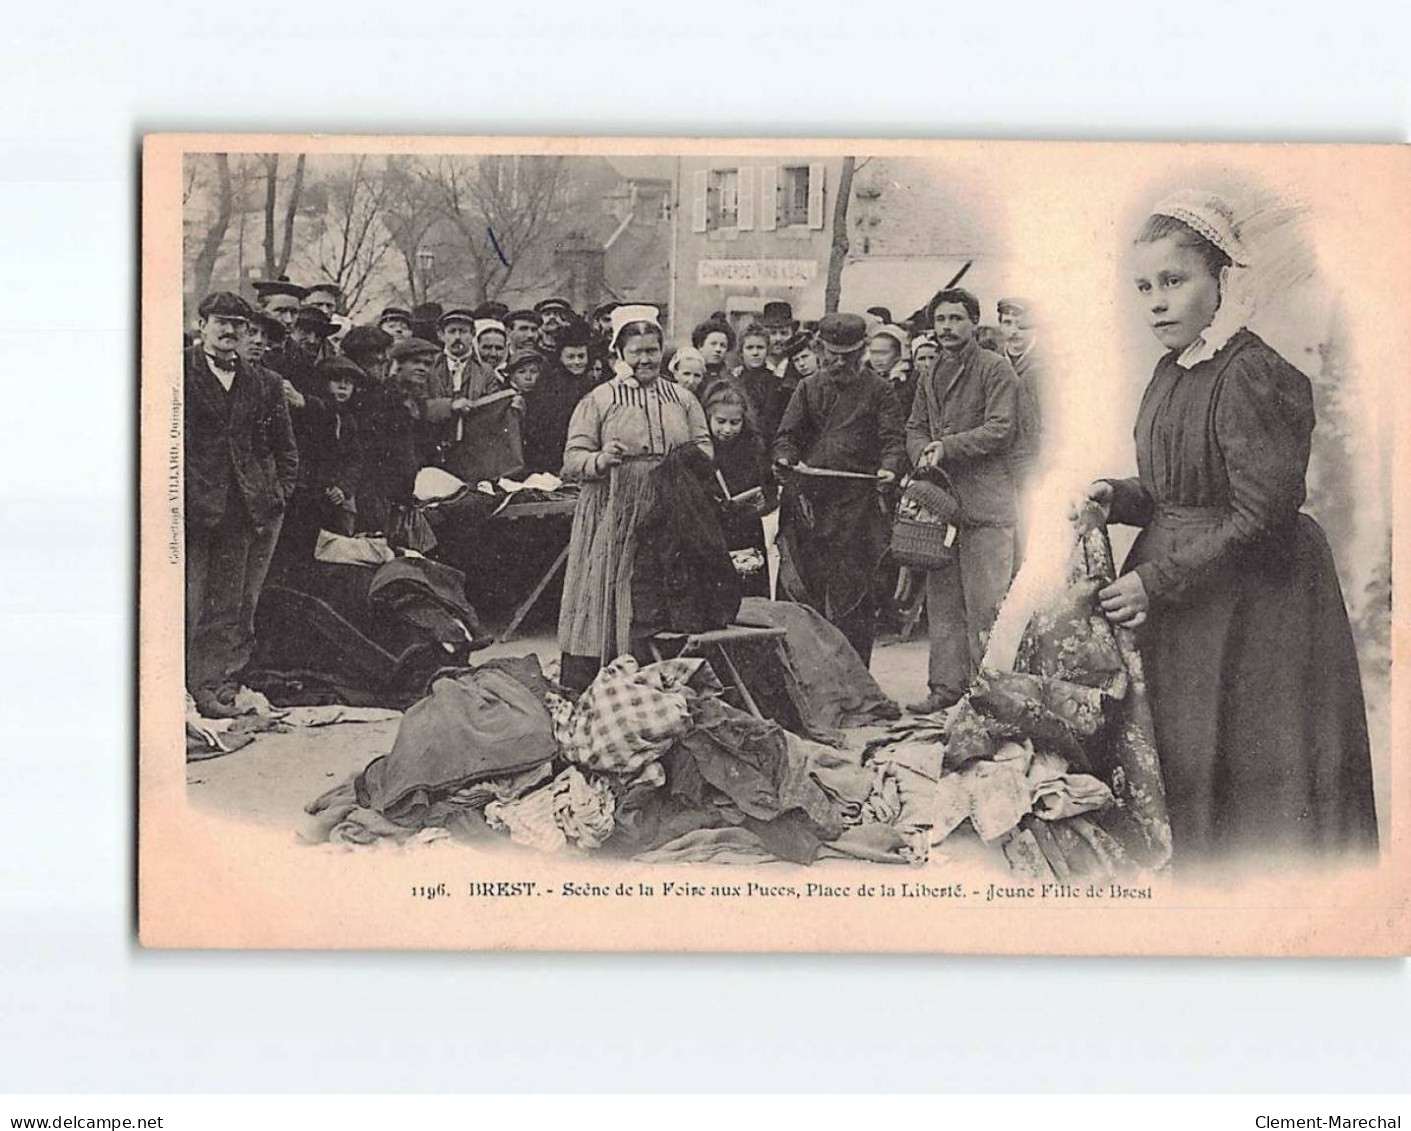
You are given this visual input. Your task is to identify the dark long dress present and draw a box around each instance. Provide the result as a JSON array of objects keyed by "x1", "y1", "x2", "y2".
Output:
[{"x1": 1107, "y1": 329, "x2": 1378, "y2": 865}]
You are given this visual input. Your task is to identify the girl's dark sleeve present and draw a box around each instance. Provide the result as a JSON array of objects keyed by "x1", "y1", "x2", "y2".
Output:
[
  {"x1": 1102, "y1": 477, "x2": 1155, "y2": 526},
  {"x1": 877, "y1": 381, "x2": 909, "y2": 477},
  {"x1": 1132, "y1": 352, "x2": 1314, "y2": 605}
]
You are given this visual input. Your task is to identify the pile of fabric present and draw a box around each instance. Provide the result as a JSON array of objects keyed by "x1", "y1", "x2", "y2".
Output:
[
  {"x1": 302, "y1": 650, "x2": 912, "y2": 863},
  {"x1": 249, "y1": 550, "x2": 490, "y2": 710},
  {"x1": 861, "y1": 504, "x2": 1172, "y2": 880},
  {"x1": 301, "y1": 511, "x2": 1169, "y2": 880}
]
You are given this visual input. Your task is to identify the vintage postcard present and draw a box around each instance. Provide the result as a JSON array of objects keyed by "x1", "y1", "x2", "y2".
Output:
[{"x1": 140, "y1": 135, "x2": 1408, "y2": 953}]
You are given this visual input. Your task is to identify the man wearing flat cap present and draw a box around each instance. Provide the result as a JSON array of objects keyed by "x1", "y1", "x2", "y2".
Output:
[
  {"x1": 184, "y1": 291, "x2": 298, "y2": 718},
  {"x1": 302, "y1": 282, "x2": 341, "y2": 319},
  {"x1": 772, "y1": 312, "x2": 907, "y2": 666},
  {"x1": 505, "y1": 309, "x2": 542, "y2": 353},
  {"x1": 533, "y1": 297, "x2": 575, "y2": 355},
  {"x1": 905, "y1": 286, "x2": 1020, "y2": 714}
]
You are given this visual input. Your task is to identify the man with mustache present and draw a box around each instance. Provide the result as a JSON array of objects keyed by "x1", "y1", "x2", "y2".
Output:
[
  {"x1": 184, "y1": 292, "x2": 298, "y2": 718},
  {"x1": 904, "y1": 287, "x2": 1020, "y2": 714}
]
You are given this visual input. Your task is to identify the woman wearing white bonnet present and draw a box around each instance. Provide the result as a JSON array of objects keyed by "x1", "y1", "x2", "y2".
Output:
[
  {"x1": 1081, "y1": 189, "x2": 1378, "y2": 867},
  {"x1": 556, "y1": 304, "x2": 712, "y2": 691}
]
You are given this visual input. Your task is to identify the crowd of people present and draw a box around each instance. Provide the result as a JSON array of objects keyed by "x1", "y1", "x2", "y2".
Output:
[
  {"x1": 184, "y1": 280, "x2": 1047, "y2": 721},
  {"x1": 183, "y1": 186, "x2": 1379, "y2": 863}
]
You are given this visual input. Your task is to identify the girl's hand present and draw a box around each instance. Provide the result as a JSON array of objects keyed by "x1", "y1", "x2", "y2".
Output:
[
  {"x1": 1098, "y1": 571, "x2": 1148, "y2": 628},
  {"x1": 1070, "y1": 480, "x2": 1113, "y2": 524}
]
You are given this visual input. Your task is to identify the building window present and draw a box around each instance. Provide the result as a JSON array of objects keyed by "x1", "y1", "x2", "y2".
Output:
[
  {"x1": 711, "y1": 168, "x2": 739, "y2": 229},
  {"x1": 781, "y1": 165, "x2": 811, "y2": 227}
]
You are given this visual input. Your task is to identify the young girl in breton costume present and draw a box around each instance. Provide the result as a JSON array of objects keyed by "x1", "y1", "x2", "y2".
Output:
[
  {"x1": 1084, "y1": 190, "x2": 1378, "y2": 866},
  {"x1": 704, "y1": 383, "x2": 778, "y2": 599},
  {"x1": 557, "y1": 305, "x2": 713, "y2": 692}
]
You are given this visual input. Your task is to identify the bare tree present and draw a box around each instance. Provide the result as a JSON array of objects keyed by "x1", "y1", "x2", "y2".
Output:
[
  {"x1": 823, "y1": 156, "x2": 857, "y2": 314},
  {"x1": 261, "y1": 153, "x2": 306, "y2": 281},
  {"x1": 381, "y1": 157, "x2": 443, "y2": 305},
  {"x1": 189, "y1": 153, "x2": 234, "y2": 301},
  {"x1": 303, "y1": 156, "x2": 401, "y2": 316},
  {"x1": 423, "y1": 155, "x2": 567, "y2": 303}
]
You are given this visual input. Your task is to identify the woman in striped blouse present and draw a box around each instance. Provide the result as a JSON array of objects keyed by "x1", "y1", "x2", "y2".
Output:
[{"x1": 557, "y1": 305, "x2": 712, "y2": 692}]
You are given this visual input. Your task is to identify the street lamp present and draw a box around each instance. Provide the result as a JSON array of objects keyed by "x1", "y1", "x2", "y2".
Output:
[{"x1": 415, "y1": 248, "x2": 435, "y2": 297}]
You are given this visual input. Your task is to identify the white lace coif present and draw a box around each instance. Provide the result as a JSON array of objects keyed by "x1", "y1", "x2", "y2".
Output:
[{"x1": 1150, "y1": 189, "x2": 1251, "y2": 267}]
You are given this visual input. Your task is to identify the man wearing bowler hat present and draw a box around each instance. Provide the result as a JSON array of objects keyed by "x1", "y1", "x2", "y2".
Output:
[
  {"x1": 252, "y1": 277, "x2": 306, "y2": 376},
  {"x1": 772, "y1": 312, "x2": 907, "y2": 666},
  {"x1": 410, "y1": 302, "x2": 444, "y2": 344},
  {"x1": 905, "y1": 286, "x2": 1020, "y2": 714},
  {"x1": 759, "y1": 299, "x2": 798, "y2": 376},
  {"x1": 271, "y1": 306, "x2": 341, "y2": 406},
  {"x1": 184, "y1": 292, "x2": 298, "y2": 718}
]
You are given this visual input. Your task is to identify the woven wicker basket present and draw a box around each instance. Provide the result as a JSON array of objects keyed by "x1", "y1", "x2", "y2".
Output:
[{"x1": 890, "y1": 470, "x2": 961, "y2": 570}]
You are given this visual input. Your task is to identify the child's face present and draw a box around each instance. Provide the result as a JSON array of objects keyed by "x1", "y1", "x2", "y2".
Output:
[
  {"x1": 741, "y1": 336, "x2": 768, "y2": 368},
  {"x1": 328, "y1": 376, "x2": 355, "y2": 404},
  {"x1": 793, "y1": 348, "x2": 819, "y2": 377},
  {"x1": 709, "y1": 405, "x2": 745, "y2": 443},
  {"x1": 560, "y1": 345, "x2": 589, "y2": 376},
  {"x1": 510, "y1": 363, "x2": 541, "y2": 393},
  {"x1": 867, "y1": 337, "x2": 901, "y2": 374},
  {"x1": 674, "y1": 359, "x2": 705, "y2": 394}
]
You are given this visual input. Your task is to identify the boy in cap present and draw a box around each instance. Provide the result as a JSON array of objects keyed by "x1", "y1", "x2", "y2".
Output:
[
  {"x1": 772, "y1": 312, "x2": 907, "y2": 666},
  {"x1": 506, "y1": 351, "x2": 562, "y2": 474},
  {"x1": 300, "y1": 356, "x2": 366, "y2": 538},
  {"x1": 905, "y1": 287, "x2": 1020, "y2": 713},
  {"x1": 357, "y1": 336, "x2": 438, "y2": 537},
  {"x1": 184, "y1": 292, "x2": 298, "y2": 717},
  {"x1": 378, "y1": 306, "x2": 413, "y2": 340}
]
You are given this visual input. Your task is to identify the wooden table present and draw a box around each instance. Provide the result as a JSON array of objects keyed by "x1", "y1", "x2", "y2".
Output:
[
  {"x1": 647, "y1": 624, "x2": 789, "y2": 719},
  {"x1": 493, "y1": 496, "x2": 579, "y2": 643}
]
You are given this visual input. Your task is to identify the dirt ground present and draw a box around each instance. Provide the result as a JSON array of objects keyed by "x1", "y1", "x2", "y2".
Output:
[{"x1": 186, "y1": 630, "x2": 935, "y2": 832}]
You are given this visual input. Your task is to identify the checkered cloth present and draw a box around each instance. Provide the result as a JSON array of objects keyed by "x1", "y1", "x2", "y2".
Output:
[{"x1": 550, "y1": 656, "x2": 705, "y2": 778}]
